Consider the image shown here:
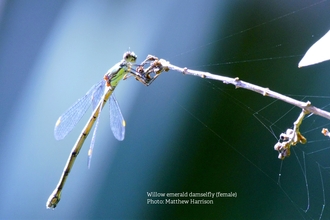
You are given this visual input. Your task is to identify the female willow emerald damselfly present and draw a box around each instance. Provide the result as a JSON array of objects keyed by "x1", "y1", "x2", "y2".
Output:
[{"x1": 46, "y1": 52, "x2": 166, "y2": 209}]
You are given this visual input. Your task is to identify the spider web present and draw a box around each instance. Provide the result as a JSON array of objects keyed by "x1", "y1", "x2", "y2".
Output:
[
  {"x1": 173, "y1": 80, "x2": 330, "y2": 219},
  {"x1": 163, "y1": 1, "x2": 330, "y2": 219},
  {"x1": 239, "y1": 91, "x2": 330, "y2": 219}
]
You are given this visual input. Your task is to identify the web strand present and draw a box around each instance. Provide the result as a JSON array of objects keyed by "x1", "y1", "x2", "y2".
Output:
[{"x1": 163, "y1": 0, "x2": 330, "y2": 218}]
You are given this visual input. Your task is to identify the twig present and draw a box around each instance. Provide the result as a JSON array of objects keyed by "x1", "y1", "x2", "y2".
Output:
[
  {"x1": 137, "y1": 56, "x2": 330, "y2": 159},
  {"x1": 273, "y1": 109, "x2": 307, "y2": 159},
  {"x1": 158, "y1": 59, "x2": 330, "y2": 120}
]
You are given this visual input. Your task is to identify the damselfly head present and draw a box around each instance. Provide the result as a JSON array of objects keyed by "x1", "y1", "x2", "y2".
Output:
[{"x1": 123, "y1": 51, "x2": 137, "y2": 63}]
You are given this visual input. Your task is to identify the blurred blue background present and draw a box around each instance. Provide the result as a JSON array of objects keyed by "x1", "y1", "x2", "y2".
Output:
[{"x1": 1, "y1": 0, "x2": 330, "y2": 219}]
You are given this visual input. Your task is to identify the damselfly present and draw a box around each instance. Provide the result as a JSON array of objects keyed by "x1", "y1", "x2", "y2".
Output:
[{"x1": 46, "y1": 52, "x2": 165, "y2": 209}]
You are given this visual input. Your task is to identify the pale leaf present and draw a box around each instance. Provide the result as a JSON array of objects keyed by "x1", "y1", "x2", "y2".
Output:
[{"x1": 299, "y1": 30, "x2": 330, "y2": 68}]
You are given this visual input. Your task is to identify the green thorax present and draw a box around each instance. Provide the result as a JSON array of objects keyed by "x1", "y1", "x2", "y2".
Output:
[{"x1": 105, "y1": 61, "x2": 131, "y2": 88}]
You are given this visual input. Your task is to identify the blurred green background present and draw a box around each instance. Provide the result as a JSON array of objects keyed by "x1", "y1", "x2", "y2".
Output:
[{"x1": 1, "y1": 0, "x2": 330, "y2": 219}]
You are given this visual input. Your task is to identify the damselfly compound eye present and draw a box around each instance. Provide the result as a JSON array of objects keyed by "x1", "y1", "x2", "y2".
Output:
[{"x1": 123, "y1": 51, "x2": 137, "y2": 63}]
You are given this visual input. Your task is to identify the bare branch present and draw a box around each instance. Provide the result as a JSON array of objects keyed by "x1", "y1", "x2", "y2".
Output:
[
  {"x1": 158, "y1": 58, "x2": 330, "y2": 120},
  {"x1": 137, "y1": 56, "x2": 330, "y2": 159},
  {"x1": 274, "y1": 109, "x2": 307, "y2": 159}
]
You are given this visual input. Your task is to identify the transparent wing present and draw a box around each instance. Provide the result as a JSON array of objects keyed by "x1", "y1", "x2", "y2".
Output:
[
  {"x1": 110, "y1": 94, "x2": 125, "y2": 141},
  {"x1": 54, "y1": 80, "x2": 104, "y2": 140},
  {"x1": 87, "y1": 101, "x2": 103, "y2": 169},
  {"x1": 92, "y1": 80, "x2": 105, "y2": 110}
]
